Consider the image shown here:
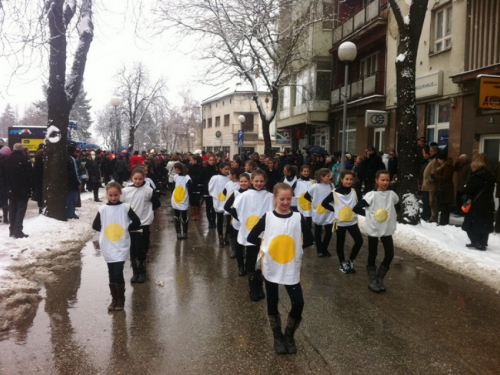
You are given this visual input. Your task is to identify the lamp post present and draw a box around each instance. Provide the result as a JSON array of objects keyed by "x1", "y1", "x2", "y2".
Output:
[
  {"x1": 338, "y1": 41, "x2": 357, "y2": 171},
  {"x1": 110, "y1": 96, "x2": 122, "y2": 153},
  {"x1": 237, "y1": 114, "x2": 245, "y2": 156}
]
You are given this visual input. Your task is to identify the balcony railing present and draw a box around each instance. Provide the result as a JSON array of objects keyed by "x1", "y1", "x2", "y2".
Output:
[
  {"x1": 331, "y1": 71, "x2": 385, "y2": 105},
  {"x1": 333, "y1": 0, "x2": 385, "y2": 44}
]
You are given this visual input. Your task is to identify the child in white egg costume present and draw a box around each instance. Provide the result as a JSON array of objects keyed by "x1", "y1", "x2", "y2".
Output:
[
  {"x1": 171, "y1": 162, "x2": 192, "y2": 240},
  {"x1": 353, "y1": 170, "x2": 400, "y2": 293},
  {"x1": 248, "y1": 183, "x2": 313, "y2": 355}
]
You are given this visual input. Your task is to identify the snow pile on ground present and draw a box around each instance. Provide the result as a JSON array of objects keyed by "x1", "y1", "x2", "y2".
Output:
[
  {"x1": 0, "y1": 191, "x2": 102, "y2": 334},
  {"x1": 358, "y1": 216, "x2": 500, "y2": 293}
]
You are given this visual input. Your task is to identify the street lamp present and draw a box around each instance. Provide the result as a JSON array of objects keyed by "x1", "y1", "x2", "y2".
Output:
[
  {"x1": 238, "y1": 114, "x2": 245, "y2": 156},
  {"x1": 338, "y1": 41, "x2": 357, "y2": 171},
  {"x1": 110, "y1": 96, "x2": 122, "y2": 153}
]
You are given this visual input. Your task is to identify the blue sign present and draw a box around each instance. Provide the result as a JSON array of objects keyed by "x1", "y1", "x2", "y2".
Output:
[
  {"x1": 68, "y1": 120, "x2": 78, "y2": 130},
  {"x1": 237, "y1": 130, "x2": 244, "y2": 146}
]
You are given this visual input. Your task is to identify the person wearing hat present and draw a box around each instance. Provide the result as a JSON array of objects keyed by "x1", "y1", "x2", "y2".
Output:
[{"x1": 360, "y1": 146, "x2": 386, "y2": 193}]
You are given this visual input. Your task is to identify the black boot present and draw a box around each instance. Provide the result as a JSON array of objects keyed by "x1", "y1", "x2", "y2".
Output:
[
  {"x1": 136, "y1": 261, "x2": 146, "y2": 283},
  {"x1": 366, "y1": 266, "x2": 381, "y2": 293},
  {"x1": 377, "y1": 265, "x2": 389, "y2": 292},
  {"x1": 182, "y1": 219, "x2": 189, "y2": 239},
  {"x1": 218, "y1": 234, "x2": 225, "y2": 247},
  {"x1": 248, "y1": 272, "x2": 260, "y2": 302},
  {"x1": 268, "y1": 314, "x2": 287, "y2": 354},
  {"x1": 2, "y1": 206, "x2": 8, "y2": 224},
  {"x1": 255, "y1": 270, "x2": 265, "y2": 300},
  {"x1": 130, "y1": 258, "x2": 139, "y2": 283},
  {"x1": 108, "y1": 284, "x2": 117, "y2": 311},
  {"x1": 284, "y1": 315, "x2": 301, "y2": 354},
  {"x1": 174, "y1": 217, "x2": 182, "y2": 240},
  {"x1": 115, "y1": 284, "x2": 125, "y2": 311}
]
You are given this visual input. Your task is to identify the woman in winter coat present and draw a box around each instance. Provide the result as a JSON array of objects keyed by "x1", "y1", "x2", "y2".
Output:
[
  {"x1": 462, "y1": 153, "x2": 495, "y2": 251},
  {"x1": 431, "y1": 154, "x2": 454, "y2": 225},
  {"x1": 188, "y1": 155, "x2": 205, "y2": 220},
  {"x1": 0, "y1": 146, "x2": 11, "y2": 222}
]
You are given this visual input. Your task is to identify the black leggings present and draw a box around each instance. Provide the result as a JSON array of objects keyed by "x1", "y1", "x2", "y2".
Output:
[
  {"x1": 304, "y1": 216, "x2": 312, "y2": 229},
  {"x1": 265, "y1": 279, "x2": 304, "y2": 320},
  {"x1": 367, "y1": 235, "x2": 394, "y2": 268},
  {"x1": 107, "y1": 261, "x2": 125, "y2": 284},
  {"x1": 174, "y1": 209, "x2": 188, "y2": 221},
  {"x1": 246, "y1": 245, "x2": 259, "y2": 273},
  {"x1": 205, "y1": 196, "x2": 216, "y2": 222},
  {"x1": 336, "y1": 224, "x2": 363, "y2": 262},
  {"x1": 216, "y1": 213, "x2": 231, "y2": 236},
  {"x1": 130, "y1": 225, "x2": 150, "y2": 261},
  {"x1": 232, "y1": 229, "x2": 245, "y2": 268},
  {"x1": 314, "y1": 223, "x2": 333, "y2": 253}
]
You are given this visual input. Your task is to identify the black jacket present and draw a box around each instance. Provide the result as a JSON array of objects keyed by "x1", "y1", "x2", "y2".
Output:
[
  {"x1": 1, "y1": 150, "x2": 33, "y2": 199},
  {"x1": 462, "y1": 167, "x2": 495, "y2": 234}
]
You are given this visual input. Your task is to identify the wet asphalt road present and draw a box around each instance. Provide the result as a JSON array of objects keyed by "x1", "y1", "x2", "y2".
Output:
[{"x1": 1, "y1": 199, "x2": 500, "y2": 375}]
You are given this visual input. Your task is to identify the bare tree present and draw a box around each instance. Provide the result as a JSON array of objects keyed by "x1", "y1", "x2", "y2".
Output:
[
  {"x1": 155, "y1": 0, "x2": 330, "y2": 155},
  {"x1": 115, "y1": 62, "x2": 167, "y2": 152},
  {"x1": 388, "y1": 0, "x2": 429, "y2": 225},
  {"x1": 93, "y1": 107, "x2": 116, "y2": 149}
]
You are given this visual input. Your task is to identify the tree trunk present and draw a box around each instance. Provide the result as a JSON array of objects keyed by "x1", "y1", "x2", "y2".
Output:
[
  {"x1": 128, "y1": 127, "x2": 136, "y2": 153},
  {"x1": 44, "y1": 3, "x2": 69, "y2": 221}
]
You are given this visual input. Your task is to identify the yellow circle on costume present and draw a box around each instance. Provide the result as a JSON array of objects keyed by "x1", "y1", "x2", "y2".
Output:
[
  {"x1": 338, "y1": 206, "x2": 354, "y2": 222},
  {"x1": 246, "y1": 215, "x2": 260, "y2": 231},
  {"x1": 374, "y1": 208, "x2": 389, "y2": 222},
  {"x1": 104, "y1": 223, "x2": 125, "y2": 242},
  {"x1": 298, "y1": 193, "x2": 311, "y2": 211},
  {"x1": 173, "y1": 185, "x2": 186, "y2": 204},
  {"x1": 316, "y1": 204, "x2": 327, "y2": 215},
  {"x1": 218, "y1": 191, "x2": 226, "y2": 202},
  {"x1": 268, "y1": 234, "x2": 295, "y2": 264}
]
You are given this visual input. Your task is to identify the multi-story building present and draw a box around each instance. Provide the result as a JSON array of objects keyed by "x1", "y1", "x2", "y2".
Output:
[
  {"x1": 201, "y1": 86, "x2": 275, "y2": 156},
  {"x1": 275, "y1": 1, "x2": 334, "y2": 151}
]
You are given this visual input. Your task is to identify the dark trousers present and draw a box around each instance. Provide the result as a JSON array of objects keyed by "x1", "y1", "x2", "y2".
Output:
[
  {"x1": 9, "y1": 198, "x2": 28, "y2": 235},
  {"x1": 438, "y1": 203, "x2": 451, "y2": 225},
  {"x1": 455, "y1": 191, "x2": 465, "y2": 213},
  {"x1": 216, "y1": 213, "x2": 231, "y2": 237},
  {"x1": 93, "y1": 182, "x2": 100, "y2": 201},
  {"x1": 335, "y1": 224, "x2": 363, "y2": 262},
  {"x1": 130, "y1": 225, "x2": 150, "y2": 261},
  {"x1": 421, "y1": 191, "x2": 430, "y2": 221},
  {"x1": 304, "y1": 216, "x2": 312, "y2": 229},
  {"x1": 174, "y1": 209, "x2": 188, "y2": 221},
  {"x1": 314, "y1": 223, "x2": 333, "y2": 254},
  {"x1": 264, "y1": 279, "x2": 304, "y2": 320},
  {"x1": 205, "y1": 196, "x2": 216, "y2": 223},
  {"x1": 232, "y1": 230, "x2": 245, "y2": 268},
  {"x1": 189, "y1": 192, "x2": 201, "y2": 207},
  {"x1": 367, "y1": 235, "x2": 394, "y2": 268},
  {"x1": 467, "y1": 231, "x2": 489, "y2": 247},
  {"x1": 246, "y1": 245, "x2": 259, "y2": 273},
  {"x1": 107, "y1": 261, "x2": 125, "y2": 284},
  {"x1": 66, "y1": 189, "x2": 78, "y2": 218}
]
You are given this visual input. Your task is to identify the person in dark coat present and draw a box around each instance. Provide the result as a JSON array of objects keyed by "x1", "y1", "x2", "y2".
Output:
[
  {"x1": 453, "y1": 154, "x2": 471, "y2": 215},
  {"x1": 201, "y1": 156, "x2": 218, "y2": 227},
  {"x1": 1, "y1": 143, "x2": 33, "y2": 238},
  {"x1": 387, "y1": 150, "x2": 398, "y2": 181},
  {"x1": 33, "y1": 148, "x2": 44, "y2": 214},
  {"x1": 114, "y1": 154, "x2": 128, "y2": 186},
  {"x1": 462, "y1": 153, "x2": 495, "y2": 251},
  {"x1": 67, "y1": 145, "x2": 82, "y2": 219},
  {"x1": 188, "y1": 155, "x2": 204, "y2": 220},
  {"x1": 88, "y1": 155, "x2": 103, "y2": 202},
  {"x1": 431, "y1": 154, "x2": 454, "y2": 225},
  {"x1": 361, "y1": 146, "x2": 386, "y2": 193},
  {"x1": 0, "y1": 146, "x2": 11, "y2": 223}
]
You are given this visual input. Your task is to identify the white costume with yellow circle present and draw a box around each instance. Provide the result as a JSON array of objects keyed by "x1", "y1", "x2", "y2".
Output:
[
  {"x1": 122, "y1": 184, "x2": 154, "y2": 225},
  {"x1": 308, "y1": 183, "x2": 335, "y2": 225},
  {"x1": 282, "y1": 176, "x2": 298, "y2": 206},
  {"x1": 98, "y1": 203, "x2": 132, "y2": 263},
  {"x1": 332, "y1": 189, "x2": 359, "y2": 227},
  {"x1": 171, "y1": 175, "x2": 192, "y2": 210},
  {"x1": 259, "y1": 212, "x2": 303, "y2": 285},
  {"x1": 221, "y1": 180, "x2": 239, "y2": 216},
  {"x1": 363, "y1": 190, "x2": 399, "y2": 237},
  {"x1": 233, "y1": 189, "x2": 274, "y2": 246},
  {"x1": 295, "y1": 179, "x2": 314, "y2": 217},
  {"x1": 209, "y1": 174, "x2": 230, "y2": 213}
]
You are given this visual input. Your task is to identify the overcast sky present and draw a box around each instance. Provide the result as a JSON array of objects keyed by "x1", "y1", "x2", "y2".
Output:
[{"x1": 0, "y1": 1, "x2": 215, "y2": 121}]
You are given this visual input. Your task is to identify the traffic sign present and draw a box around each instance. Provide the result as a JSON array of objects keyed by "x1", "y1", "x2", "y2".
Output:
[{"x1": 237, "y1": 130, "x2": 244, "y2": 146}]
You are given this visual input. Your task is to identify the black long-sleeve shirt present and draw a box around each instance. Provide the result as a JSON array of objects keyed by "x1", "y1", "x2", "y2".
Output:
[
  {"x1": 92, "y1": 201, "x2": 142, "y2": 232},
  {"x1": 247, "y1": 211, "x2": 314, "y2": 248}
]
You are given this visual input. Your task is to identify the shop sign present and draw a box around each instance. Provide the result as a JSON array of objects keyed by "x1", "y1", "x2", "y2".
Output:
[
  {"x1": 415, "y1": 71, "x2": 443, "y2": 99},
  {"x1": 276, "y1": 130, "x2": 291, "y2": 145},
  {"x1": 475, "y1": 75, "x2": 500, "y2": 109},
  {"x1": 365, "y1": 110, "x2": 388, "y2": 127}
]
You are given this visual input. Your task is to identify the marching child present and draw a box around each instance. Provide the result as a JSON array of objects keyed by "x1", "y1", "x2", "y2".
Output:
[
  {"x1": 295, "y1": 165, "x2": 314, "y2": 228},
  {"x1": 122, "y1": 167, "x2": 160, "y2": 283},
  {"x1": 224, "y1": 173, "x2": 250, "y2": 276},
  {"x1": 320, "y1": 170, "x2": 363, "y2": 274},
  {"x1": 93, "y1": 182, "x2": 141, "y2": 311},
  {"x1": 232, "y1": 169, "x2": 274, "y2": 301},
  {"x1": 171, "y1": 162, "x2": 192, "y2": 240},
  {"x1": 303, "y1": 168, "x2": 335, "y2": 257},
  {"x1": 280, "y1": 165, "x2": 298, "y2": 211},
  {"x1": 209, "y1": 162, "x2": 231, "y2": 246},
  {"x1": 222, "y1": 167, "x2": 242, "y2": 255},
  {"x1": 354, "y1": 170, "x2": 400, "y2": 293},
  {"x1": 247, "y1": 183, "x2": 314, "y2": 354}
]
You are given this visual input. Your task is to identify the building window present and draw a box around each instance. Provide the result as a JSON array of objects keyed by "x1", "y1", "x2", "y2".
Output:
[
  {"x1": 481, "y1": 135, "x2": 500, "y2": 168},
  {"x1": 338, "y1": 119, "x2": 356, "y2": 154},
  {"x1": 224, "y1": 114, "x2": 230, "y2": 127},
  {"x1": 295, "y1": 70, "x2": 307, "y2": 106},
  {"x1": 241, "y1": 114, "x2": 254, "y2": 132},
  {"x1": 222, "y1": 146, "x2": 230, "y2": 154},
  {"x1": 322, "y1": 2, "x2": 335, "y2": 30},
  {"x1": 360, "y1": 53, "x2": 377, "y2": 78},
  {"x1": 215, "y1": 116, "x2": 221, "y2": 127},
  {"x1": 316, "y1": 62, "x2": 331, "y2": 101},
  {"x1": 433, "y1": 6, "x2": 452, "y2": 53},
  {"x1": 426, "y1": 102, "x2": 450, "y2": 150},
  {"x1": 312, "y1": 126, "x2": 329, "y2": 150},
  {"x1": 281, "y1": 86, "x2": 290, "y2": 110},
  {"x1": 208, "y1": 118, "x2": 212, "y2": 128}
]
